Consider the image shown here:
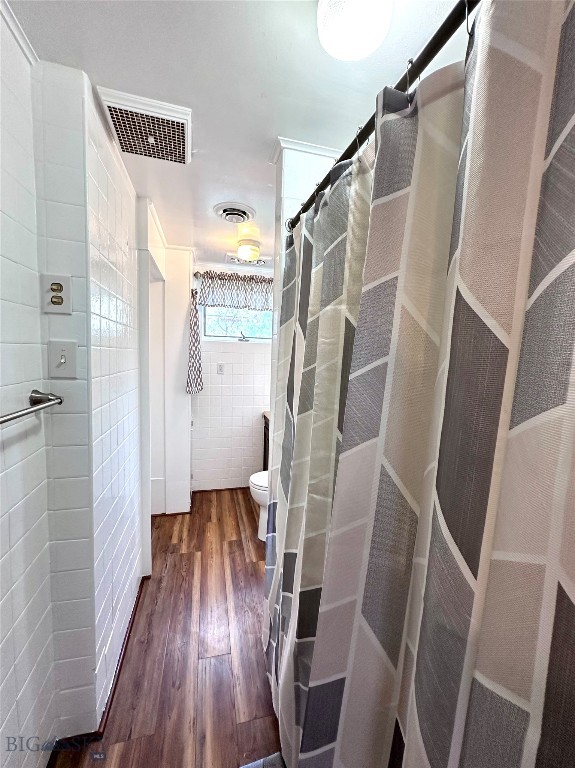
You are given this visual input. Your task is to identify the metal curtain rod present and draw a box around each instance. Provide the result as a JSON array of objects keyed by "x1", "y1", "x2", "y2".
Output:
[
  {"x1": 0, "y1": 390, "x2": 63, "y2": 426},
  {"x1": 287, "y1": 0, "x2": 481, "y2": 231}
]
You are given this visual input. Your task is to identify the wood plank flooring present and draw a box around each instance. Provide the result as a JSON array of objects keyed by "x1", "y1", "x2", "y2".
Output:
[{"x1": 56, "y1": 489, "x2": 279, "y2": 768}]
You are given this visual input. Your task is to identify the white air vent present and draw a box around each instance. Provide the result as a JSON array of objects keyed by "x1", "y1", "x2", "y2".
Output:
[
  {"x1": 97, "y1": 87, "x2": 192, "y2": 164},
  {"x1": 214, "y1": 202, "x2": 256, "y2": 224}
]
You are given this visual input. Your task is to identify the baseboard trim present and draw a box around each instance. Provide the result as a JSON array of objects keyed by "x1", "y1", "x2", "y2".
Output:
[
  {"x1": 97, "y1": 574, "x2": 150, "y2": 733},
  {"x1": 47, "y1": 574, "x2": 151, "y2": 764}
]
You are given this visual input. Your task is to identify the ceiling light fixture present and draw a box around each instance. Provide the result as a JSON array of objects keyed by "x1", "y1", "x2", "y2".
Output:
[
  {"x1": 317, "y1": 0, "x2": 393, "y2": 61},
  {"x1": 237, "y1": 239, "x2": 261, "y2": 263}
]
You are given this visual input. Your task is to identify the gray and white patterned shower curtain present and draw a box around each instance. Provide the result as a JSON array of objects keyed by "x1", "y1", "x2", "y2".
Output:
[
  {"x1": 265, "y1": 2, "x2": 574, "y2": 767},
  {"x1": 265, "y1": 149, "x2": 374, "y2": 765}
]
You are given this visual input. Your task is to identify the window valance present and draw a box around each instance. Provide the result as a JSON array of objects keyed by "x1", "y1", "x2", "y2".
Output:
[{"x1": 197, "y1": 270, "x2": 273, "y2": 311}]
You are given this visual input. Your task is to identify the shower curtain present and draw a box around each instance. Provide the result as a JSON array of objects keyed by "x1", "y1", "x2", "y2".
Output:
[
  {"x1": 265, "y1": 148, "x2": 374, "y2": 761},
  {"x1": 265, "y1": 1, "x2": 574, "y2": 767}
]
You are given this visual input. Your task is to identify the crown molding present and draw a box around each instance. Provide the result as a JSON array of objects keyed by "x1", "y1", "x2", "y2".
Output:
[
  {"x1": 1, "y1": 0, "x2": 38, "y2": 65},
  {"x1": 270, "y1": 136, "x2": 341, "y2": 165}
]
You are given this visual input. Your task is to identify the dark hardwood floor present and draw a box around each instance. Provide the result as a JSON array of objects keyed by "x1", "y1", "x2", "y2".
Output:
[{"x1": 55, "y1": 489, "x2": 279, "y2": 768}]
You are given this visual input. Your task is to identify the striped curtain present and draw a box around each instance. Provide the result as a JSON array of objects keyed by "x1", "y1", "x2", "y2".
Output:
[{"x1": 263, "y1": 1, "x2": 575, "y2": 767}]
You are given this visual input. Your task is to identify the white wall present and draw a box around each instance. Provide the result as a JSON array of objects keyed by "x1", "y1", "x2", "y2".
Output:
[
  {"x1": 150, "y1": 251, "x2": 272, "y2": 500},
  {"x1": 136, "y1": 232, "x2": 191, "y2": 520},
  {"x1": 144, "y1": 204, "x2": 166, "y2": 280},
  {"x1": 0, "y1": 8, "x2": 57, "y2": 765},
  {"x1": 86, "y1": 98, "x2": 141, "y2": 720},
  {"x1": 163, "y1": 249, "x2": 192, "y2": 512},
  {"x1": 191, "y1": 340, "x2": 271, "y2": 491},
  {"x1": 149, "y1": 280, "x2": 165, "y2": 514},
  {"x1": 136, "y1": 198, "x2": 165, "y2": 567}
]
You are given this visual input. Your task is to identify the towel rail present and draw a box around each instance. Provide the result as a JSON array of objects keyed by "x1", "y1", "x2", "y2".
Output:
[{"x1": 0, "y1": 389, "x2": 63, "y2": 426}]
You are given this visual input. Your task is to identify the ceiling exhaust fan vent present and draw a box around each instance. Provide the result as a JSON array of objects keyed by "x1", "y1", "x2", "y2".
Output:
[
  {"x1": 97, "y1": 87, "x2": 192, "y2": 164},
  {"x1": 214, "y1": 202, "x2": 255, "y2": 224}
]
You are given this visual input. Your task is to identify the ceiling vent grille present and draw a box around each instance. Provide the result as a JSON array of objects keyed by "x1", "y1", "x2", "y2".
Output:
[
  {"x1": 97, "y1": 87, "x2": 192, "y2": 164},
  {"x1": 214, "y1": 202, "x2": 256, "y2": 224}
]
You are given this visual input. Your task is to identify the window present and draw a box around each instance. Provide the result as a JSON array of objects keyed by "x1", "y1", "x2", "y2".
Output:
[{"x1": 202, "y1": 306, "x2": 272, "y2": 340}]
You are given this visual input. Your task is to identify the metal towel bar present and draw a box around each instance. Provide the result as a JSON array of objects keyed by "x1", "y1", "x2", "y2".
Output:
[{"x1": 0, "y1": 389, "x2": 63, "y2": 426}]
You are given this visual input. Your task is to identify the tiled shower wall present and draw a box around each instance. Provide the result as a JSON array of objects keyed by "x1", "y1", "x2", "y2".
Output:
[
  {"x1": 0, "y1": 23, "x2": 141, "y2": 755},
  {"x1": 0, "y1": 12, "x2": 56, "y2": 763},
  {"x1": 86, "y1": 101, "x2": 140, "y2": 720},
  {"x1": 191, "y1": 341, "x2": 271, "y2": 490},
  {"x1": 34, "y1": 62, "x2": 141, "y2": 731},
  {"x1": 33, "y1": 61, "x2": 95, "y2": 739}
]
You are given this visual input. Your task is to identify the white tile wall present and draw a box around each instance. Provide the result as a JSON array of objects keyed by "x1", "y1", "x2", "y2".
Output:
[
  {"x1": 191, "y1": 341, "x2": 271, "y2": 490},
  {"x1": 0, "y1": 12, "x2": 56, "y2": 768},
  {"x1": 2, "y1": 46, "x2": 141, "y2": 750},
  {"x1": 3, "y1": 13, "x2": 142, "y2": 756},
  {"x1": 32, "y1": 61, "x2": 97, "y2": 739},
  {"x1": 86, "y1": 103, "x2": 140, "y2": 720}
]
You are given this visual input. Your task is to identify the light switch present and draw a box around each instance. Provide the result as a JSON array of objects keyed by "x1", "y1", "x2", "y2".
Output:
[
  {"x1": 41, "y1": 273, "x2": 72, "y2": 314},
  {"x1": 48, "y1": 340, "x2": 78, "y2": 379},
  {"x1": 217, "y1": 362, "x2": 224, "y2": 375}
]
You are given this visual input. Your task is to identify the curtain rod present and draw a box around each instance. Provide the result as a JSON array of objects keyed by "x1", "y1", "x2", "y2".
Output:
[
  {"x1": 287, "y1": 0, "x2": 480, "y2": 231},
  {"x1": 193, "y1": 270, "x2": 273, "y2": 279}
]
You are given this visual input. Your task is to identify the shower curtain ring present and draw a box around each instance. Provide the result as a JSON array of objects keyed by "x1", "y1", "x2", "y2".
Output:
[
  {"x1": 285, "y1": 218, "x2": 294, "y2": 232},
  {"x1": 355, "y1": 126, "x2": 363, "y2": 156},
  {"x1": 465, "y1": 0, "x2": 471, "y2": 35},
  {"x1": 406, "y1": 58, "x2": 415, "y2": 103}
]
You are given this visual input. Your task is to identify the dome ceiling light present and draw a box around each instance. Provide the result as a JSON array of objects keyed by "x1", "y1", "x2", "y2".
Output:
[
  {"x1": 236, "y1": 222, "x2": 262, "y2": 262},
  {"x1": 317, "y1": 0, "x2": 393, "y2": 61},
  {"x1": 237, "y1": 239, "x2": 261, "y2": 262}
]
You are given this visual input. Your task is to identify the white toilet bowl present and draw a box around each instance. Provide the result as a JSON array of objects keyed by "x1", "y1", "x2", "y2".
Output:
[{"x1": 249, "y1": 471, "x2": 269, "y2": 542}]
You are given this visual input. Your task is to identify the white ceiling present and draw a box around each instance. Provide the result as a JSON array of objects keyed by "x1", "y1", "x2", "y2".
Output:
[{"x1": 12, "y1": 0, "x2": 469, "y2": 265}]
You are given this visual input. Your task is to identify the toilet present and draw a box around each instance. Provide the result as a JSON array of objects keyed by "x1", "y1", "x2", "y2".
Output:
[{"x1": 249, "y1": 471, "x2": 269, "y2": 542}]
